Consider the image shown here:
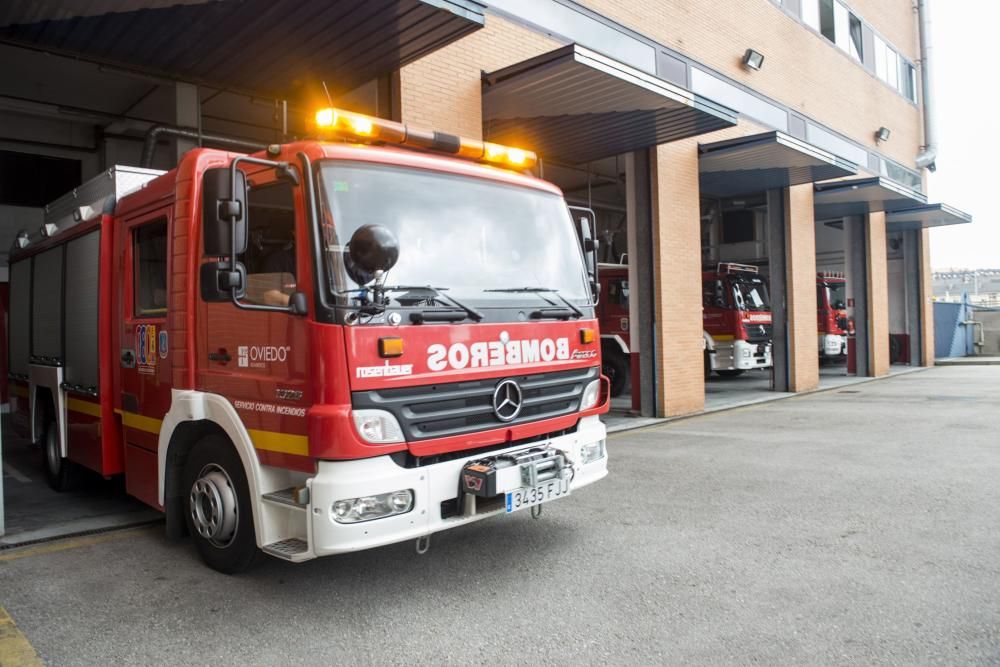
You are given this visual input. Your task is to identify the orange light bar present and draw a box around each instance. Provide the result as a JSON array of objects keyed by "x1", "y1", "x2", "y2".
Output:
[
  {"x1": 379, "y1": 337, "x2": 404, "y2": 358},
  {"x1": 314, "y1": 106, "x2": 536, "y2": 169}
]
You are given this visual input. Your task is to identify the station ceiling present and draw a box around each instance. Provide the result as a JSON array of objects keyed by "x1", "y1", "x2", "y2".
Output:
[{"x1": 0, "y1": 0, "x2": 484, "y2": 99}]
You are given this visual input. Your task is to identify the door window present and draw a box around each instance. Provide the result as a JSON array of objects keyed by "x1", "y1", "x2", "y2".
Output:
[
  {"x1": 134, "y1": 219, "x2": 168, "y2": 317},
  {"x1": 244, "y1": 182, "x2": 296, "y2": 306}
]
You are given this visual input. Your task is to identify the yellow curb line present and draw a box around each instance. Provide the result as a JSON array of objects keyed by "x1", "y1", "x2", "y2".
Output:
[
  {"x1": 0, "y1": 606, "x2": 43, "y2": 667},
  {"x1": 0, "y1": 526, "x2": 158, "y2": 563}
]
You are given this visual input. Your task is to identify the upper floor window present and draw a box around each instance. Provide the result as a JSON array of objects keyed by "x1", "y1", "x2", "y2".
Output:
[
  {"x1": 874, "y1": 35, "x2": 916, "y2": 103},
  {"x1": 804, "y1": 0, "x2": 862, "y2": 61}
]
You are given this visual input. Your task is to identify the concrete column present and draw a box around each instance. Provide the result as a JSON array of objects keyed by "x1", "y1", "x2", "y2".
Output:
[
  {"x1": 172, "y1": 82, "x2": 199, "y2": 164},
  {"x1": 625, "y1": 150, "x2": 657, "y2": 417},
  {"x1": 783, "y1": 184, "x2": 820, "y2": 392},
  {"x1": 918, "y1": 227, "x2": 935, "y2": 365},
  {"x1": 845, "y1": 216, "x2": 869, "y2": 375},
  {"x1": 649, "y1": 140, "x2": 704, "y2": 417},
  {"x1": 865, "y1": 212, "x2": 890, "y2": 376}
]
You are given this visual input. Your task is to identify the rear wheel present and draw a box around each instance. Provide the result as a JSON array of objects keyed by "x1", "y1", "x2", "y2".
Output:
[
  {"x1": 182, "y1": 434, "x2": 258, "y2": 574},
  {"x1": 42, "y1": 418, "x2": 77, "y2": 492},
  {"x1": 603, "y1": 350, "x2": 629, "y2": 397},
  {"x1": 704, "y1": 350, "x2": 712, "y2": 379},
  {"x1": 716, "y1": 369, "x2": 745, "y2": 378}
]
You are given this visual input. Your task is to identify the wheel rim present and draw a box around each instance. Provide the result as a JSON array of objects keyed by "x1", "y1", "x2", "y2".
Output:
[
  {"x1": 189, "y1": 464, "x2": 238, "y2": 548},
  {"x1": 603, "y1": 362, "x2": 618, "y2": 386},
  {"x1": 45, "y1": 425, "x2": 61, "y2": 476}
]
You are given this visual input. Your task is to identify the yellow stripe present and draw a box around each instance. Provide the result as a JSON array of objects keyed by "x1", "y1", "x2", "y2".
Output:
[
  {"x1": 248, "y1": 429, "x2": 309, "y2": 457},
  {"x1": 0, "y1": 606, "x2": 43, "y2": 666},
  {"x1": 67, "y1": 397, "x2": 102, "y2": 418},
  {"x1": 113, "y1": 409, "x2": 306, "y2": 456},
  {"x1": 114, "y1": 409, "x2": 163, "y2": 435},
  {"x1": 712, "y1": 334, "x2": 735, "y2": 341},
  {"x1": 9, "y1": 385, "x2": 28, "y2": 398}
]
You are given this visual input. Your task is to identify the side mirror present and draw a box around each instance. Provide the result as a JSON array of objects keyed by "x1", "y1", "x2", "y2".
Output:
[
  {"x1": 288, "y1": 291, "x2": 308, "y2": 316},
  {"x1": 344, "y1": 224, "x2": 400, "y2": 286},
  {"x1": 202, "y1": 167, "x2": 247, "y2": 257}
]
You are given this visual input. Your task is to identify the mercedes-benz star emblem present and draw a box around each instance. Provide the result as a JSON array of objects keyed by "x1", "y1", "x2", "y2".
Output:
[{"x1": 492, "y1": 379, "x2": 523, "y2": 422}]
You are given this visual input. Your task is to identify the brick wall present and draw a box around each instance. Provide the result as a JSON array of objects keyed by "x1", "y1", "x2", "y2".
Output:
[
  {"x1": 577, "y1": 0, "x2": 922, "y2": 168},
  {"x1": 866, "y1": 211, "x2": 890, "y2": 376},
  {"x1": 650, "y1": 139, "x2": 705, "y2": 417},
  {"x1": 398, "y1": 15, "x2": 561, "y2": 138},
  {"x1": 785, "y1": 183, "x2": 820, "y2": 391}
]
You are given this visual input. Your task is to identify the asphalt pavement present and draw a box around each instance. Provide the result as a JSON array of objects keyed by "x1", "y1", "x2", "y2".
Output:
[{"x1": 2, "y1": 365, "x2": 999, "y2": 665}]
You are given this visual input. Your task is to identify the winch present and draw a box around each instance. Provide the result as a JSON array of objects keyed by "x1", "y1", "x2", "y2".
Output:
[{"x1": 460, "y1": 446, "x2": 573, "y2": 499}]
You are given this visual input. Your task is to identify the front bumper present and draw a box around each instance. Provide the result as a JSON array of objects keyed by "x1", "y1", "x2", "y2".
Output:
[
  {"x1": 820, "y1": 334, "x2": 847, "y2": 357},
  {"x1": 712, "y1": 339, "x2": 772, "y2": 371},
  {"x1": 305, "y1": 415, "x2": 608, "y2": 556}
]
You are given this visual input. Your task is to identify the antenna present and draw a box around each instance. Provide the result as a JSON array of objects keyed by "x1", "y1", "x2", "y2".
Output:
[{"x1": 321, "y1": 81, "x2": 333, "y2": 106}]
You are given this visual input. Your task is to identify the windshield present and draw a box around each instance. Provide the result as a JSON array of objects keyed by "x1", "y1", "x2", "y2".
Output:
[
  {"x1": 825, "y1": 282, "x2": 846, "y2": 310},
  {"x1": 731, "y1": 277, "x2": 770, "y2": 312},
  {"x1": 317, "y1": 161, "x2": 591, "y2": 309}
]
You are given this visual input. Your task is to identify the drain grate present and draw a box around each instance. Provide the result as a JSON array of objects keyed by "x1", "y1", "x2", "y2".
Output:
[{"x1": 0, "y1": 518, "x2": 164, "y2": 551}]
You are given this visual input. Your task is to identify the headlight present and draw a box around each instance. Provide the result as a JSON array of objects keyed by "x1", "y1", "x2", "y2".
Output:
[
  {"x1": 352, "y1": 409, "x2": 404, "y2": 444},
  {"x1": 331, "y1": 489, "x2": 414, "y2": 524},
  {"x1": 580, "y1": 440, "x2": 606, "y2": 465},
  {"x1": 580, "y1": 379, "x2": 601, "y2": 411}
]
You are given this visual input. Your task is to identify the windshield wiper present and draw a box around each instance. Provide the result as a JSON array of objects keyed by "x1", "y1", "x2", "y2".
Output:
[
  {"x1": 483, "y1": 286, "x2": 585, "y2": 319},
  {"x1": 379, "y1": 285, "x2": 484, "y2": 323}
]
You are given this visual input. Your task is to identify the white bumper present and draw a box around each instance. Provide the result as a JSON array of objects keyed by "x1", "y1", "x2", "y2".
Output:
[
  {"x1": 820, "y1": 334, "x2": 847, "y2": 357},
  {"x1": 711, "y1": 339, "x2": 773, "y2": 371},
  {"x1": 306, "y1": 416, "x2": 608, "y2": 556}
]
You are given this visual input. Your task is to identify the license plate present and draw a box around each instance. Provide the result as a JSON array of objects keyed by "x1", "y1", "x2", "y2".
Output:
[{"x1": 505, "y1": 477, "x2": 571, "y2": 513}]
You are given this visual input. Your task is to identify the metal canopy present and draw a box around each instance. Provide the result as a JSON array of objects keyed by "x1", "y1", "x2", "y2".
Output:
[
  {"x1": 698, "y1": 131, "x2": 857, "y2": 197},
  {"x1": 482, "y1": 44, "x2": 736, "y2": 164},
  {"x1": 0, "y1": 0, "x2": 484, "y2": 98},
  {"x1": 886, "y1": 203, "x2": 972, "y2": 231},
  {"x1": 814, "y1": 176, "x2": 926, "y2": 221}
]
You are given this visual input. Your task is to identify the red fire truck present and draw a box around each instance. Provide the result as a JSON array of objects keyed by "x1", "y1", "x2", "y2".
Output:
[
  {"x1": 702, "y1": 263, "x2": 772, "y2": 377},
  {"x1": 7, "y1": 108, "x2": 610, "y2": 573},
  {"x1": 594, "y1": 263, "x2": 631, "y2": 397},
  {"x1": 817, "y1": 272, "x2": 851, "y2": 359}
]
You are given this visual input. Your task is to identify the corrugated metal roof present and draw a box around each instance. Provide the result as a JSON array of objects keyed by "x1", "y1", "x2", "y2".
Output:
[
  {"x1": 0, "y1": 0, "x2": 484, "y2": 98},
  {"x1": 813, "y1": 176, "x2": 927, "y2": 221},
  {"x1": 482, "y1": 44, "x2": 736, "y2": 164},
  {"x1": 887, "y1": 203, "x2": 972, "y2": 231},
  {"x1": 699, "y1": 131, "x2": 857, "y2": 198}
]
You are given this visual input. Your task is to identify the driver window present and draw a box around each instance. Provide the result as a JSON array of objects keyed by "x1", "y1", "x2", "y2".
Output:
[{"x1": 244, "y1": 182, "x2": 296, "y2": 306}]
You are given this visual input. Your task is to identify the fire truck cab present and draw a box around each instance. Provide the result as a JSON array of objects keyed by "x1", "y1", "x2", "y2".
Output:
[
  {"x1": 7, "y1": 109, "x2": 610, "y2": 572},
  {"x1": 817, "y1": 272, "x2": 851, "y2": 359},
  {"x1": 702, "y1": 263, "x2": 773, "y2": 377}
]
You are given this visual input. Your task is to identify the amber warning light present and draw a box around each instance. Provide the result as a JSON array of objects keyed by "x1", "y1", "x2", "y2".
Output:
[{"x1": 314, "y1": 107, "x2": 537, "y2": 169}]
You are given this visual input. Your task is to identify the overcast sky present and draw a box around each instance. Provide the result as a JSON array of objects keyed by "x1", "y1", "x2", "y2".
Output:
[{"x1": 927, "y1": 3, "x2": 997, "y2": 270}]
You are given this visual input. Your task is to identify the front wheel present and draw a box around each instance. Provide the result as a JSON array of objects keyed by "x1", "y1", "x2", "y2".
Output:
[
  {"x1": 182, "y1": 434, "x2": 258, "y2": 574},
  {"x1": 715, "y1": 369, "x2": 745, "y2": 378},
  {"x1": 42, "y1": 419, "x2": 77, "y2": 492}
]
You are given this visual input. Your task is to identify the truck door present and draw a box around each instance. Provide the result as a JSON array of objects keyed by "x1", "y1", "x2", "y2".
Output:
[
  {"x1": 197, "y1": 176, "x2": 312, "y2": 467},
  {"x1": 117, "y1": 210, "x2": 173, "y2": 507}
]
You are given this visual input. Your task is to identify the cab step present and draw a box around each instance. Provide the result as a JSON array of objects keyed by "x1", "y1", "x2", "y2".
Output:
[
  {"x1": 262, "y1": 487, "x2": 309, "y2": 510},
  {"x1": 262, "y1": 538, "x2": 311, "y2": 562}
]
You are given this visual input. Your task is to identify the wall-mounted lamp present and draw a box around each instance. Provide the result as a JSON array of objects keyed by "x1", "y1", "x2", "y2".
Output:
[
  {"x1": 742, "y1": 49, "x2": 765, "y2": 71},
  {"x1": 875, "y1": 126, "x2": 891, "y2": 143}
]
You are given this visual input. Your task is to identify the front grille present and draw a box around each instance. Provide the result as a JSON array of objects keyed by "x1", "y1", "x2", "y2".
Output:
[
  {"x1": 746, "y1": 323, "x2": 772, "y2": 343},
  {"x1": 352, "y1": 366, "x2": 598, "y2": 442}
]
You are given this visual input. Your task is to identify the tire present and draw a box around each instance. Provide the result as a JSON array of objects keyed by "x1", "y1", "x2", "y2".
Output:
[
  {"x1": 704, "y1": 350, "x2": 712, "y2": 379},
  {"x1": 603, "y1": 350, "x2": 629, "y2": 397},
  {"x1": 716, "y1": 369, "x2": 745, "y2": 378},
  {"x1": 42, "y1": 418, "x2": 77, "y2": 492},
  {"x1": 182, "y1": 434, "x2": 258, "y2": 574},
  {"x1": 889, "y1": 336, "x2": 903, "y2": 364}
]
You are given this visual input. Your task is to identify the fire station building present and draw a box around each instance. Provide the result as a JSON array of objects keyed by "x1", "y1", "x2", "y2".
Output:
[{"x1": 0, "y1": 0, "x2": 969, "y2": 431}]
